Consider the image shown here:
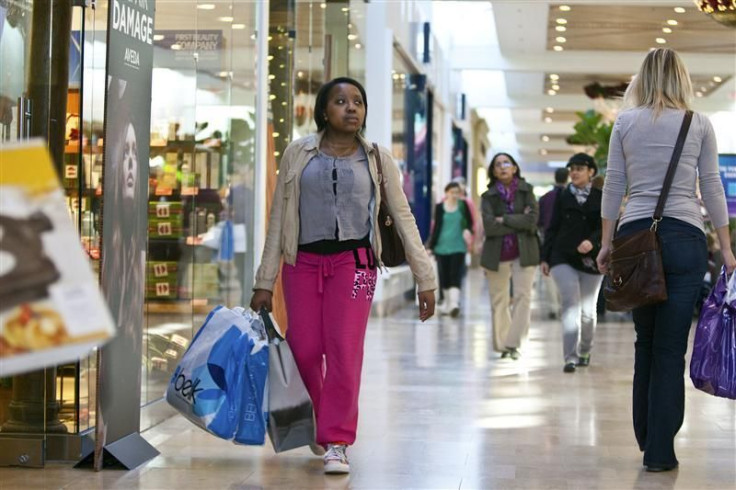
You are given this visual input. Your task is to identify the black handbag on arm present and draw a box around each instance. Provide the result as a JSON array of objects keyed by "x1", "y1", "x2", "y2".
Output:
[
  {"x1": 602, "y1": 110, "x2": 693, "y2": 312},
  {"x1": 373, "y1": 143, "x2": 406, "y2": 267}
]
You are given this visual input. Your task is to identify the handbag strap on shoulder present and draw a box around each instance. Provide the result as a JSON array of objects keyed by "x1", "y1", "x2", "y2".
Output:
[
  {"x1": 372, "y1": 143, "x2": 388, "y2": 202},
  {"x1": 653, "y1": 110, "x2": 693, "y2": 223}
]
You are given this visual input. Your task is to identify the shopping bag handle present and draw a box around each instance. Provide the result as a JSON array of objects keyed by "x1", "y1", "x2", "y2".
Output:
[{"x1": 260, "y1": 308, "x2": 285, "y2": 342}]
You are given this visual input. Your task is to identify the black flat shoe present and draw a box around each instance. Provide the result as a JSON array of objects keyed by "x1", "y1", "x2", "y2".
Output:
[
  {"x1": 500, "y1": 351, "x2": 510, "y2": 359},
  {"x1": 563, "y1": 362, "x2": 576, "y2": 373},
  {"x1": 577, "y1": 354, "x2": 590, "y2": 367},
  {"x1": 645, "y1": 463, "x2": 678, "y2": 472}
]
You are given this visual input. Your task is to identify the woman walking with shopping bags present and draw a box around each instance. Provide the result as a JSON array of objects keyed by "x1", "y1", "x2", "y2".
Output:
[
  {"x1": 250, "y1": 77, "x2": 436, "y2": 474},
  {"x1": 427, "y1": 182, "x2": 474, "y2": 317},
  {"x1": 597, "y1": 48, "x2": 736, "y2": 472},
  {"x1": 481, "y1": 152, "x2": 540, "y2": 359},
  {"x1": 541, "y1": 153, "x2": 603, "y2": 373}
]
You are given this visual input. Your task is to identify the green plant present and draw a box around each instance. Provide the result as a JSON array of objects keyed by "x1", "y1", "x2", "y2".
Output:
[{"x1": 566, "y1": 110, "x2": 614, "y2": 170}]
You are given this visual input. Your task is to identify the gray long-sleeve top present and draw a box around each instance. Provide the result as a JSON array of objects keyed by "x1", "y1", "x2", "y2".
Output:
[{"x1": 602, "y1": 106, "x2": 728, "y2": 232}]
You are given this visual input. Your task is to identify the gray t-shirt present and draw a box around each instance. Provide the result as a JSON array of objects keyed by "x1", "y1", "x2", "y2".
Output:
[
  {"x1": 602, "y1": 106, "x2": 728, "y2": 231},
  {"x1": 298, "y1": 146, "x2": 374, "y2": 244}
]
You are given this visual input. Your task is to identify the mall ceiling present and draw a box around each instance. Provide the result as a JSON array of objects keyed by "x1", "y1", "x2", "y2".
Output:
[{"x1": 460, "y1": 0, "x2": 736, "y2": 175}]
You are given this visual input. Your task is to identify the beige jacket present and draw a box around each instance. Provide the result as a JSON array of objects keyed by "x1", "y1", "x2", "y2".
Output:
[{"x1": 254, "y1": 131, "x2": 437, "y2": 293}]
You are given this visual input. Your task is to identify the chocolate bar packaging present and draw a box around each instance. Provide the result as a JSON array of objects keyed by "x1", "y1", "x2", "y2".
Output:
[{"x1": 0, "y1": 141, "x2": 115, "y2": 377}]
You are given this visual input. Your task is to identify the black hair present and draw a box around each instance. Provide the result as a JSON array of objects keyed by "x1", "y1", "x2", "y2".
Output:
[
  {"x1": 444, "y1": 182, "x2": 461, "y2": 193},
  {"x1": 554, "y1": 167, "x2": 569, "y2": 184},
  {"x1": 313, "y1": 77, "x2": 368, "y2": 132},
  {"x1": 488, "y1": 152, "x2": 522, "y2": 185}
]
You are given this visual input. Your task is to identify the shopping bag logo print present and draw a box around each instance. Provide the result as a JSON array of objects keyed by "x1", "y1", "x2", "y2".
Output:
[{"x1": 173, "y1": 370, "x2": 203, "y2": 404}]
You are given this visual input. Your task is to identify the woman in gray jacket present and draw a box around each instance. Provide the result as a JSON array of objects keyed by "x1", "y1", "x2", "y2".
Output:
[
  {"x1": 481, "y1": 153, "x2": 540, "y2": 359},
  {"x1": 597, "y1": 48, "x2": 736, "y2": 472}
]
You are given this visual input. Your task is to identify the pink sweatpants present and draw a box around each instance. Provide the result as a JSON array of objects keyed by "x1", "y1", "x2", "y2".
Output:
[{"x1": 282, "y1": 247, "x2": 377, "y2": 445}]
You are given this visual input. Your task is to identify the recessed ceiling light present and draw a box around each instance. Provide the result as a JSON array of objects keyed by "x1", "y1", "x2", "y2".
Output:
[
  {"x1": 544, "y1": 117, "x2": 553, "y2": 123},
  {"x1": 553, "y1": 45, "x2": 564, "y2": 51},
  {"x1": 656, "y1": 38, "x2": 667, "y2": 44},
  {"x1": 348, "y1": 34, "x2": 358, "y2": 41},
  {"x1": 556, "y1": 18, "x2": 568, "y2": 25},
  {"x1": 153, "y1": 34, "x2": 164, "y2": 41},
  {"x1": 696, "y1": 91, "x2": 703, "y2": 97},
  {"x1": 297, "y1": 71, "x2": 304, "y2": 78},
  {"x1": 355, "y1": 43, "x2": 362, "y2": 49},
  {"x1": 232, "y1": 24, "x2": 245, "y2": 30},
  {"x1": 320, "y1": 2, "x2": 326, "y2": 8},
  {"x1": 550, "y1": 73, "x2": 559, "y2": 80},
  {"x1": 559, "y1": 5, "x2": 571, "y2": 11},
  {"x1": 171, "y1": 44, "x2": 182, "y2": 51},
  {"x1": 197, "y1": 3, "x2": 215, "y2": 10},
  {"x1": 542, "y1": 135, "x2": 550, "y2": 142},
  {"x1": 667, "y1": 19, "x2": 678, "y2": 26},
  {"x1": 662, "y1": 27, "x2": 672, "y2": 33},
  {"x1": 552, "y1": 84, "x2": 560, "y2": 91},
  {"x1": 547, "y1": 90, "x2": 557, "y2": 96},
  {"x1": 701, "y1": 86, "x2": 707, "y2": 91},
  {"x1": 714, "y1": 76, "x2": 723, "y2": 82},
  {"x1": 218, "y1": 16, "x2": 234, "y2": 22},
  {"x1": 556, "y1": 36, "x2": 567, "y2": 43},
  {"x1": 545, "y1": 107, "x2": 555, "y2": 113},
  {"x1": 674, "y1": 7, "x2": 686, "y2": 13},
  {"x1": 556, "y1": 26, "x2": 567, "y2": 32},
  {"x1": 540, "y1": 149, "x2": 549, "y2": 156}
]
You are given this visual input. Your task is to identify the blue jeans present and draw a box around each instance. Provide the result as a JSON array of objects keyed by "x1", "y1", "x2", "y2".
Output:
[{"x1": 617, "y1": 217, "x2": 707, "y2": 467}]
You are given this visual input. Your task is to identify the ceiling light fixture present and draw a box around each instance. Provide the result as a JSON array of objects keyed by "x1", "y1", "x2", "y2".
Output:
[
  {"x1": 545, "y1": 107, "x2": 555, "y2": 113},
  {"x1": 232, "y1": 24, "x2": 245, "y2": 30},
  {"x1": 674, "y1": 7, "x2": 686, "y2": 13},
  {"x1": 553, "y1": 45, "x2": 564, "y2": 51},
  {"x1": 656, "y1": 37, "x2": 667, "y2": 44},
  {"x1": 663, "y1": 27, "x2": 673, "y2": 33},
  {"x1": 544, "y1": 117, "x2": 553, "y2": 123},
  {"x1": 552, "y1": 84, "x2": 560, "y2": 90},
  {"x1": 547, "y1": 90, "x2": 557, "y2": 96},
  {"x1": 153, "y1": 34, "x2": 164, "y2": 41},
  {"x1": 542, "y1": 135, "x2": 550, "y2": 142},
  {"x1": 550, "y1": 73, "x2": 559, "y2": 80},
  {"x1": 714, "y1": 76, "x2": 723, "y2": 82},
  {"x1": 556, "y1": 18, "x2": 568, "y2": 24},
  {"x1": 667, "y1": 19, "x2": 678, "y2": 25},
  {"x1": 320, "y1": 3, "x2": 326, "y2": 8},
  {"x1": 556, "y1": 25, "x2": 567, "y2": 32},
  {"x1": 218, "y1": 16, "x2": 234, "y2": 22},
  {"x1": 348, "y1": 34, "x2": 358, "y2": 40},
  {"x1": 556, "y1": 36, "x2": 567, "y2": 43},
  {"x1": 197, "y1": 3, "x2": 215, "y2": 10},
  {"x1": 696, "y1": 91, "x2": 703, "y2": 97},
  {"x1": 355, "y1": 43, "x2": 362, "y2": 49},
  {"x1": 540, "y1": 149, "x2": 549, "y2": 155},
  {"x1": 171, "y1": 44, "x2": 182, "y2": 51},
  {"x1": 559, "y1": 5, "x2": 571, "y2": 11}
]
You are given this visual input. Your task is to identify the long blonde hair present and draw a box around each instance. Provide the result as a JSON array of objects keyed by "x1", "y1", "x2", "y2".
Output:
[{"x1": 622, "y1": 48, "x2": 693, "y2": 115}]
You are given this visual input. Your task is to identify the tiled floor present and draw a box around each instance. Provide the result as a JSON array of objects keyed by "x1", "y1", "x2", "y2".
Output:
[{"x1": 2, "y1": 269, "x2": 735, "y2": 489}]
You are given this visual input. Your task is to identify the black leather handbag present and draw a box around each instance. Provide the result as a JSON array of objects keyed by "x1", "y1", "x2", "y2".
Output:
[
  {"x1": 602, "y1": 110, "x2": 693, "y2": 311},
  {"x1": 373, "y1": 143, "x2": 406, "y2": 267}
]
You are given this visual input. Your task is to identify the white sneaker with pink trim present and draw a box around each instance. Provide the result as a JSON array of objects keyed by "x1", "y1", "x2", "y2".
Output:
[{"x1": 323, "y1": 444, "x2": 350, "y2": 474}]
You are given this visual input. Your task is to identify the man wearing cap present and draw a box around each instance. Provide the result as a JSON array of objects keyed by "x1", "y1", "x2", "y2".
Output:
[{"x1": 540, "y1": 153, "x2": 604, "y2": 373}]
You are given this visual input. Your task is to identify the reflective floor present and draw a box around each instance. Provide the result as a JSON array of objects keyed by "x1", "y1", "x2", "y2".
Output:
[{"x1": 2, "y1": 269, "x2": 735, "y2": 489}]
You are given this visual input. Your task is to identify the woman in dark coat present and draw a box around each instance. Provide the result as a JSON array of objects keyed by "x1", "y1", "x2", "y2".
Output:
[
  {"x1": 541, "y1": 153, "x2": 603, "y2": 373},
  {"x1": 480, "y1": 152, "x2": 539, "y2": 359}
]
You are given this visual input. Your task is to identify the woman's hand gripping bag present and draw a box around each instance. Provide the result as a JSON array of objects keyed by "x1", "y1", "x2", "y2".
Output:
[
  {"x1": 166, "y1": 306, "x2": 256, "y2": 440},
  {"x1": 690, "y1": 267, "x2": 736, "y2": 399}
]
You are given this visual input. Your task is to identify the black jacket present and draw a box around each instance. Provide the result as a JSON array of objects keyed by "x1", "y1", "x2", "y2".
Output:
[
  {"x1": 542, "y1": 185, "x2": 602, "y2": 274},
  {"x1": 427, "y1": 200, "x2": 473, "y2": 251}
]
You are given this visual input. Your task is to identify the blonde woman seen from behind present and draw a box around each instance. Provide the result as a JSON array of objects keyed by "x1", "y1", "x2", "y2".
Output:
[
  {"x1": 481, "y1": 153, "x2": 540, "y2": 360},
  {"x1": 596, "y1": 48, "x2": 736, "y2": 473}
]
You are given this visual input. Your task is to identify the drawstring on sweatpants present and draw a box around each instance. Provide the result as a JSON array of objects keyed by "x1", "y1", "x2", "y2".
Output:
[{"x1": 317, "y1": 255, "x2": 336, "y2": 293}]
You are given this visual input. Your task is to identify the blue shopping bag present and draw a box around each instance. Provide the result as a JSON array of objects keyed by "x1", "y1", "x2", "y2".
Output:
[
  {"x1": 166, "y1": 306, "x2": 269, "y2": 441},
  {"x1": 690, "y1": 267, "x2": 736, "y2": 400},
  {"x1": 233, "y1": 334, "x2": 269, "y2": 445}
]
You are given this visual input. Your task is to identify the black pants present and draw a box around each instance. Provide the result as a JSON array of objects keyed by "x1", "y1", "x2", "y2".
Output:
[
  {"x1": 619, "y1": 217, "x2": 707, "y2": 467},
  {"x1": 436, "y1": 253, "x2": 465, "y2": 290}
]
